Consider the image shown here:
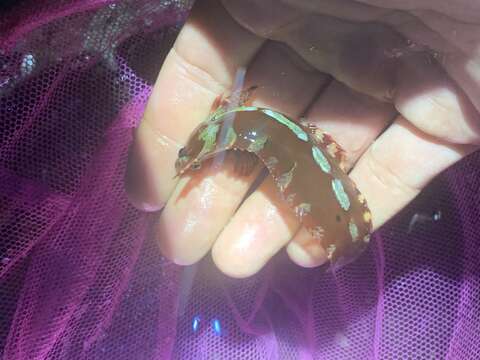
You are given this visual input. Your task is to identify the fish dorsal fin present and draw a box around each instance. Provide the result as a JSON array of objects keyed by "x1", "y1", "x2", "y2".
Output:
[
  {"x1": 210, "y1": 85, "x2": 258, "y2": 112},
  {"x1": 300, "y1": 119, "x2": 348, "y2": 172}
]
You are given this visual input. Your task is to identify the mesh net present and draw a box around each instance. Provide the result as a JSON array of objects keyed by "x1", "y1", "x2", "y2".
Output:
[{"x1": 0, "y1": 1, "x2": 479, "y2": 359}]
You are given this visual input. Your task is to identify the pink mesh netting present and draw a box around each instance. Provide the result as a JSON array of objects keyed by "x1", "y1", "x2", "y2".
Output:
[{"x1": 1, "y1": 1, "x2": 479, "y2": 359}]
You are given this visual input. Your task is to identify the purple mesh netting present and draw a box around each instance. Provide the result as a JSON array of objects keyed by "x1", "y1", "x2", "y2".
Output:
[{"x1": 0, "y1": 1, "x2": 479, "y2": 359}]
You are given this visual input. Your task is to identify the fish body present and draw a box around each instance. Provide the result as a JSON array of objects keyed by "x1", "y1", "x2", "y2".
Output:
[{"x1": 175, "y1": 106, "x2": 372, "y2": 267}]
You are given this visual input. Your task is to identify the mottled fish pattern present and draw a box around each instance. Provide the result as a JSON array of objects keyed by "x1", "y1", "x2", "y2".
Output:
[{"x1": 175, "y1": 104, "x2": 373, "y2": 268}]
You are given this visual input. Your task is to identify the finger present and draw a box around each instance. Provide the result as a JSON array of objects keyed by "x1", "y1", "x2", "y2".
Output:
[
  {"x1": 286, "y1": 227, "x2": 329, "y2": 268},
  {"x1": 286, "y1": 80, "x2": 396, "y2": 267},
  {"x1": 159, "y1": 41, "x2": 329, "y2": 265},
  {"x1": 157, "y1": 157, "x2": 263, "y2": 265},
  {"x1": 125, "y1": 0, "x2": 264, "y2": 210},
  {"x1": 351, "y1": 115, "x2": 477, "y2": 230},
  {"x1": 212, "y1": 176, "x2": 299, "y2": 278},
  {"x1": 394, "y1": 53, "x2": 480, "y2": 145},
  {"x1": 246, "y1": 42, "x2": 330, "y2": 116},
  {"x1": 393, "y1": 10, "x2": 480, "y2": 145},
  {"x1": 301, "y1": 80, "x2": 395, "y2": 168}
]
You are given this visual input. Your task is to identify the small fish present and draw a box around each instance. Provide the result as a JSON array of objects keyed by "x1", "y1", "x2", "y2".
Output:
[{"x1": 175, "y1": 89, "x2": 373, "y2": 267}]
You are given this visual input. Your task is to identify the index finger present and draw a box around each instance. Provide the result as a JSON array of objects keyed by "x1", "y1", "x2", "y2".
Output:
[{"x1": 125, "y1": 0, "x2": 263, "y2": 210}]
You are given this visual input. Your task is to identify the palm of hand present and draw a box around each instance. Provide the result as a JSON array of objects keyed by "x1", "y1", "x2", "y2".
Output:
[{"x1": 126, "y1": 0, "x2": 480, "y2": 277}]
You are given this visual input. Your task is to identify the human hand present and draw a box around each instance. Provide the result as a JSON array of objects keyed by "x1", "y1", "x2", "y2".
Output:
[{"x1": 126, "y1": 0, "x2": 480, "y2": 277}]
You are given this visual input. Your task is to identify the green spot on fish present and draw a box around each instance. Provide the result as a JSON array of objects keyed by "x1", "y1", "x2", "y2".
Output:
[
  {"x1": 210, "y1": 106, "x2": 259, "y2": 121},
  {"x1": 223, "y1": 126, "x2": 237, "y2": 147},
  {"x1": 332, "y1": 178, "x2": 350, "y2": 211},
  {"x1": 349, "y1": 220, "x2": 359, "y2": 242},
  {"x1": 261, "y1": 109, "x2": 309, "y2": 142},
  {"x1": 198, "y1": 123, "x2": 219, "y2": 158},
  {"x1": 311, "y1": 146, "x2": 331, "y2": 173},
  {"x1": 247, "y1": 134, "x2": 268, "y2": 153},
  {"x1": 230, "y1": 105, "x2": 259, "y2": 112},
  {"x1": 199, "y1": 123, "x2": 219, "y2": 142}
]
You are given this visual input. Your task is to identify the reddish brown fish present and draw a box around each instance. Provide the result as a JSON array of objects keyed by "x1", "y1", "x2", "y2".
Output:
[{"x1": 175, "y1": 104, "x2": 372, "y2": 268}]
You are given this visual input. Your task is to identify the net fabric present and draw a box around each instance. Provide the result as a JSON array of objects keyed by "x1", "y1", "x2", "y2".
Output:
[{"x1": 0, "y1": 1, "x2": 479, "y2": 359}]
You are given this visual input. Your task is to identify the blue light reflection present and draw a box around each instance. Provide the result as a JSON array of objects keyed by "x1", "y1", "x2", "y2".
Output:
[
  {"x1": 211, "y1": 318, "x2": 222, "y2": 336},
  {"x1": 192, "y1": 315, "x2": 201, "y2": 332}
]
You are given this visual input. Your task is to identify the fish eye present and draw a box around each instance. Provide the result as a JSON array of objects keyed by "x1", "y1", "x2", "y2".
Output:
[
  {"x1": 178, "y1": 147, "x2": 186, "y2": 157},
  {"x1": 191, "y1": 162, "x2": 201, "y2": 170}
]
